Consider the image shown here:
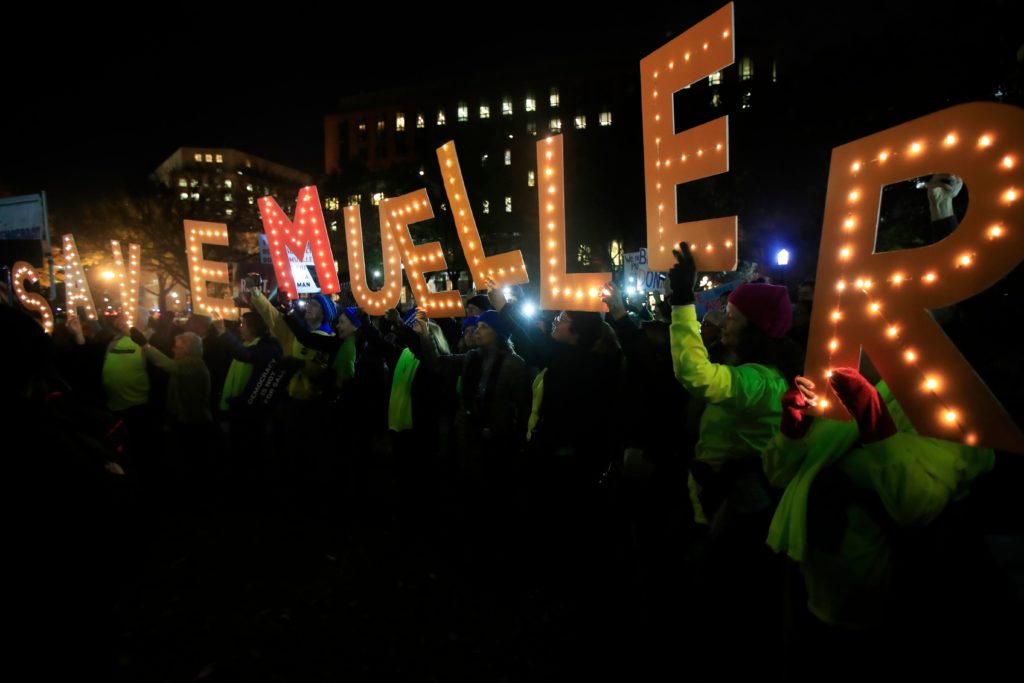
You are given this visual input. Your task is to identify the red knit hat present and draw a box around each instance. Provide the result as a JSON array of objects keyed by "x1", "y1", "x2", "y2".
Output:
[{"x1": 727, "y1": 284, "x2": 793, "y2": 338}]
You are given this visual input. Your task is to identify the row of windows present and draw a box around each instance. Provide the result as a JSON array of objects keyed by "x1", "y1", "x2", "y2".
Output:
[
  {"x1": 414, "y1": 88, "x2": 563, "y2": 126},
  {"x1": 707, "y1": 90, "x2": 753, "y2": 109},
  {"x1": 380, "y1": 105, "x2": 612, "y2": 132},
  {"x1": 177, "y1": 178, "x2": 262, "y2": 193},
  {"x1": 704, "y1": 57, "x2": 774, "y2": 86},
  {"x1": 177, "y1": 192, "x2": 257, "y2": 207},
  {"x1": 189, "y1": 153, "x2": 256, "y2": 170}
]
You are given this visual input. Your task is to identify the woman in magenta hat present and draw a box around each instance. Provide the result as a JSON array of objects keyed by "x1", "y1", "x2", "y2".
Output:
[{"x1": 666, "y1": 242, "x2": 803, "y2": 676}]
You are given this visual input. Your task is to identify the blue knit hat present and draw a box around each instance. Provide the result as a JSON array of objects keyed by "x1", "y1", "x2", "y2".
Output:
[
  {"x1": 461, "y1": 315, "x2": 480, "y2": 332},
  {"x1": 477, "y1": 310, "x2": 511, "y2": 341},
  {"x1": 310, "y1": 294, "x2": 337, "y2": 326},
  {"x1": 341, "y1": 306, "x2": 362, "y2": 329}
]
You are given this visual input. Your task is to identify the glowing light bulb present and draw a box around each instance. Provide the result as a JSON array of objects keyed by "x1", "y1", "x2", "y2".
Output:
[
  {"x1": 978, "y1": 135, "x2": 992, "y2": 148},
  {"x1": 886, "y1": 326, "x2": 899, "y2": 338},
  {"x1": 905, "y1": 350, "x2": 917, "y2": 363},
  {"x1": 944, "y1": 410, "x2": 958, "y2": 424},
  {"x1": 924, "y1": 377, "x2": 939, "y2": 391}
]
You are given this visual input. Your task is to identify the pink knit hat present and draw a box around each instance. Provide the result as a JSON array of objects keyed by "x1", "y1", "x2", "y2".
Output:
[{"x1": 727, "y1": 284, "x2": 792, "y2": 338}]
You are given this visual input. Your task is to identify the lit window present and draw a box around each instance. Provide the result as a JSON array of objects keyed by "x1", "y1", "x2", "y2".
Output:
[
  {"x1": 330, "y1": 221, "x2": 338, "y2": 232},
  {"x1": 248, "y1": 197, "x2": 254, "y2": 205},
  {"x1": 440, "y1": 202, "x2": 447, "y2": 212},
  {"x1": 740, "y1": 57, "x2": 753, "y2": 81},
  {"x1": 504, "y1": 149, "x2": 511, "y2": 166},
  {"x1": 178, "y1": 178, "x2": 188, "y2": 187},
  {"x1": 358, "y1": 122, "x2": 367, "y2": 133},
  {"x1": 191, "y1": 192, "x2": 200, "y2": 201},
  {"x1": 348, "y1": 194, "x2": 362, "y2": 206},
  {"x1": 205, "y1": 154, "x2": 213, "y2": 163},
  {"x1": 772, "y1": 60, "x2": 778, "y2": 82},
  {"x1": 377, "y1": 119, "x2": 385, "y2": 132},
  {"x1": 180, "y1": 192, "x2": 189, "y2": 201},
  {"x1": 215, "y1": 154, "x2": 223, "y2": 163},
  {"x1": 577, "y1": 244, "x2": 592, "y2": 266},
  {"x1": 574, "y1": 115, "x2": 587, "y2": 130},
  {"x1": 525, "y1": 95, "x2": 536, "y2": 112},
  {"x1": 371, "y1": 192, "x2": 384, "y2": 206},
  {"x1": 550, "y1": 118, "x2": 562, "y2": 132},
  {"x1": 246, "y1": 183, "x2": 253, "y2": 192},
  {"x1": 550, "y1": 87, "x2": 559, "y2": 107},
  {"x1": 502, "y1": 97, "x2": 513, "y2": 116},
  {"x1": 610, "y1": 240, "x2": 624, "y2": 267},
  {"x1": 742, "y1": 92, "x2": 752, "y2": 109},
  {"x1": 599, "y1": 111, "x2": 612, "y2": 126},
  {"x1": 225, "y1": 208, "x2": 233, "y2": 216},
  {"x1": 505, "y1": 196, "x2": 512, "y2": 213},
  {"x1": 528, "y1": 170, "x2": 536, "y2": 187},
  {"x1": 527, "y1": 121, "x2": 537, "y2": 135},
  {"x1": 480, "y1": 103, "x2": 490, "y2": 119},
  {"x1": 458, "y1": 102, "x2": 468, "y2": 122},
  {"x1": 190, "y1": 179, "x2": 199, "y2": 188},
  {"x1": 224, "y1": 179, "x2": 232, "y2": 189},
  {"x1": 711, "y1": 92, "x2": 721, "y2": 107},
  {"x1": 396, "y1": 113, "x2": 405, "y2": 131},
  {"x1": 482, "y1": 200, "x2": 490, "y2": 214},
  {"x1": 193, "y1": 153, "x2": 202, "y2": 162},
  {"x1": 224, "y1": 194, "x2": 233, "y2": 202},
  {"x1": 437, "y1": 108, "x2": 446, "y2": 126},
  {"x1": 325, "y1": 197, "x2": 341, "y2": 211},
  {"x1": 481, "y1": 154, "x2": 489, "y2": 166},
  {"x1": 708, "y1": 71, "x2": 722, "y2": 85},
  {"x1": 416, "y1": 113, "x2": 425, "y2": 128}
]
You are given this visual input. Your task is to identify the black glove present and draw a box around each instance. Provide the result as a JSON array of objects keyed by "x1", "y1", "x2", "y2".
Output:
[
  {"x1": 129, "y1": 327, "x2": 149, "y2": 347},
  {"x1": 668, "y1": 242, "x2": 698, "y2": 306}
]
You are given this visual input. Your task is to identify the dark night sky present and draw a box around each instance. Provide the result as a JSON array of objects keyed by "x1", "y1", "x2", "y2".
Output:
[{"x1": 1, "y1": 1, "x2": 1021, "y2": 209}]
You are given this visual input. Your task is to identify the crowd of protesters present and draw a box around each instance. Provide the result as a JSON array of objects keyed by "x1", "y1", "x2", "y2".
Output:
[{"x1": 3, "y1": 173, "x2": 1018, "y2": 680}]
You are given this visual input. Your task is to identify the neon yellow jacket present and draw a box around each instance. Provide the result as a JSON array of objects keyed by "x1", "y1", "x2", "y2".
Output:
[
  {"x1": 670, "y1": 305, "x2": 789, "y2": 523},
  {"x1": 251, "y1": 293, "x2": 335, "y2": 400},
  {"x1": 102, "y1": 335, "x2": 149, "y2": 411},
  {"x1": 763, "y1": 382, "x2": 995, "y2": 627},
  {"x1": 219, "y1": 339, "x2": 258, "y2": 411}
]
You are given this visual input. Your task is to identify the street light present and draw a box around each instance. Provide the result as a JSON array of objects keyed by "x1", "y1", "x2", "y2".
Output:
[{"x1": 776, "y1": 249, "x2": 790, "y2": 266}]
